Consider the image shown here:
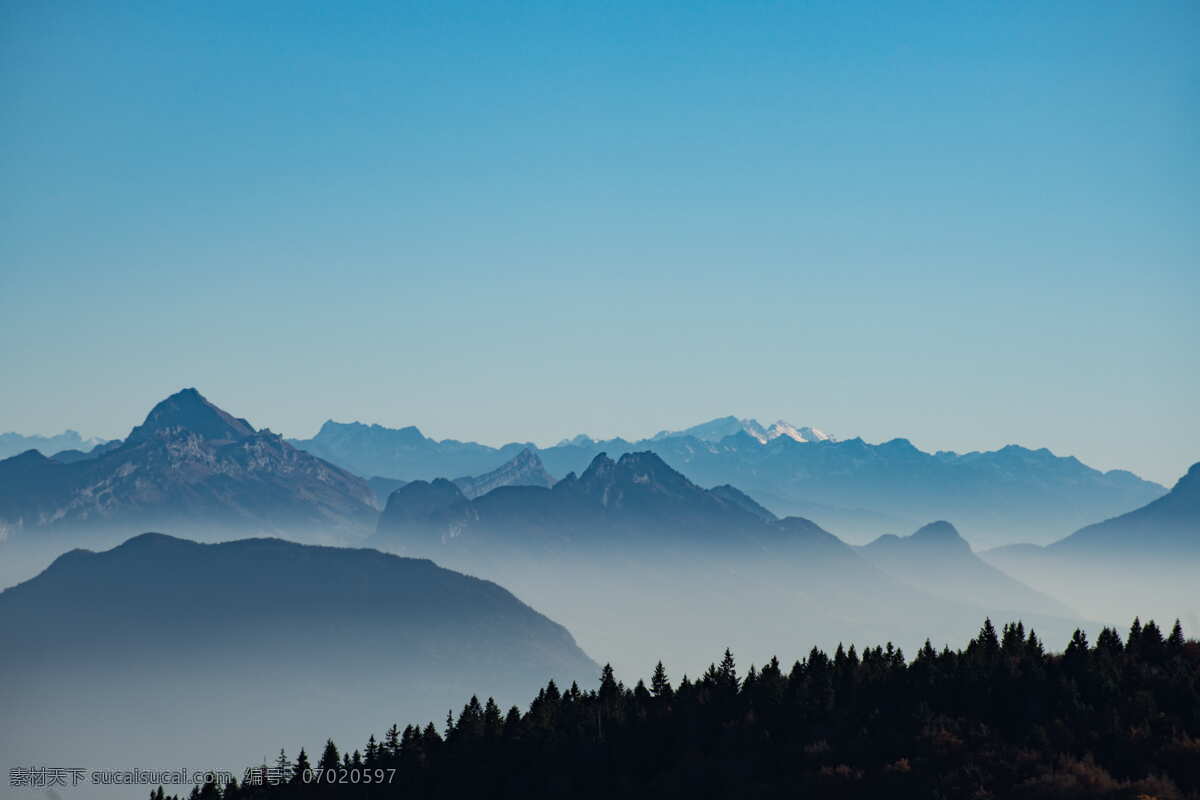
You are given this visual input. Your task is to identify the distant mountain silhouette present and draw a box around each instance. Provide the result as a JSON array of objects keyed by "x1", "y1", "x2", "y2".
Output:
[
  {"x1": 859, "y1": 521, "x2": 1072, "y2": 617},
  {"x1": 289, "y1": 420, "x2": 533, "y2": 482},
  {"x1": 0, "y1": 388, "x2": 377, "y2": 545},
  {"x1": 453, "y1": 448, "x2": 556, "y2": 499},
  {"x1": 646, "y1": 415, "x2": 835, "y2": 444},
  {"x1": 367, "y1": 475, "x2": 409, "y2": 505},
  {"x1": 981, "y1": 462, "x2": 1199, "y2": 628},
  {"x1": 294, "y1": 416, "x2": 1165, "y2": 547},
  {"x1": 1048, "y1": 461, "x2": 1199, "y2": 555},
  {"x1": 0, "y1": 533, "x2": 595, "y2": 788},
  {"x1": 375, "y1": 451, "x2": 818, "y2": 556},
  {"x1": 0, "y1": 429, "x2": 109, "y2": 460}
]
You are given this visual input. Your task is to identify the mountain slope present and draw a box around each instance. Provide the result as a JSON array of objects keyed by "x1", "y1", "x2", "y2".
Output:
[
  {"x1": 0, "y1": 388, "x2": 378, "y2": 545},
  {"x1": 859, "y1": 521, "x2": 1072, "y2": 617},
  {"x1": 1048, "y1": 461, "x2": 1200, "y2": 555},
  {"x1": 0, "y1": 533, "x2": 595, "y2": 794},
  {"x1": 981, "y1": 463, "x2": 1200, "y2": 628}
]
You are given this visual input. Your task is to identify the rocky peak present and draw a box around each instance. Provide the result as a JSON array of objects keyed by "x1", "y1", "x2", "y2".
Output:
[{"x1": 126, "y1": 388, "x2": 255, "y2": 444}]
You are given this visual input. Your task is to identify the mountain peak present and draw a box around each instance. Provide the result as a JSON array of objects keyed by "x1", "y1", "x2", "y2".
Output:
[
  {"x1": 1177, "y1": 461, "x2": 1200, "y2": 490},
  {"x1": 126, "y1": 388, "x2": 256, "y2": 444},
  {"x1": 452, "y1": 448, "x2": 556, "y2": 499},
  {"x1": 911, "y1": 520, "x2": 964, "y2": 542},
  {"x1": 650, "y1": 416, "x2": 834, "y2": 445}
]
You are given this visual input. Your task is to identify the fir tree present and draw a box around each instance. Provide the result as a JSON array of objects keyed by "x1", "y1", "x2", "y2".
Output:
[
  {"x1": 317, "y1": 739, "x2": 340, "y2": 773},
  {"x1": 650, "y1": 660, "x2": 673, "y2": 699},
  {"x1": 291, "y1": 748, "x2": 311, "y2": 784},
  {"x1": 1168, "y1": 619, "x2": 1185, "y2": 651}
]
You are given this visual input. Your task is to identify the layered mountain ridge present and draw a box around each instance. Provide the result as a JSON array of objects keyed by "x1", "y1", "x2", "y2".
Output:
[{"x1": 295, "y1": 416, "x2": 1166, "y2": 546}]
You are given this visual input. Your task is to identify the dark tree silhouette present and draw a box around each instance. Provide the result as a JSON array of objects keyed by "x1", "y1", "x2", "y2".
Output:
[{"x1": 166, "y1": 618, "x2": 1199, "y2": 800}]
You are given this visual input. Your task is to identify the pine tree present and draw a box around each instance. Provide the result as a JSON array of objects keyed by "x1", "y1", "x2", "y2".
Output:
[
  {"x1": 1128, "y1": 617, "x2": 1143, "y2": 650},
  {"x1": 364, "y1": 734, "x2": 378, "y2": 766},
  {"x1": 976, "y1": 618, "x2": 1000, "y2": 659},
  {"x1": 503, "y1": 706, "x2": 522, "y2": 739},
  {"x1": 291, "y1": 748, "x2": 311, "y2": 784},
  {"x1": 651, "y1": 660, "x2": 673, "y2": 699},
  {"x1": 1168, "y1": 619, "x2": 1185, "y2": 651},
  {"x1": 318, "y1": 739, "x2": 340, "y2": 773},
  {"x1": 1140, "y1": 620, "x2": 1165, "y2": 662},
  {"x1": 1001, "y1": 622, "x2": 1026, "y2": 655},
  {"x1": 599, "y1": 664, "x2": 619, "y2": 703},
  {"x1": 718, "y1": 648, "x2": 738, "y2": 692},
  {"x1": 273, "y1": 748, "x2": 290, "y2": 784},
  {"x1": 384, "y1": 723, "x2": 401, "y2": 759},
  {"x1": 483, "y1": 697, "x2": 503, "y2": 738},
  {"x1": 1096, "y1": 626, "x2": 1124, "y2": 656}
]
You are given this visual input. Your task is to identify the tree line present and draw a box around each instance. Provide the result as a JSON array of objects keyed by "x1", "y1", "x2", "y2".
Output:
[{"x1": 154, "y1": 618, "x2": 1199, "y2": 799}]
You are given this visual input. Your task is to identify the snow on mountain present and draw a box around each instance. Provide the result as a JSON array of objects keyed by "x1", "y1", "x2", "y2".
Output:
[
  {"x1": 762, "y1": 420, "x2": 835, "y2": 444},
  {"x1": 649, "y1": 416, "x2": 835, "y2": 445}
]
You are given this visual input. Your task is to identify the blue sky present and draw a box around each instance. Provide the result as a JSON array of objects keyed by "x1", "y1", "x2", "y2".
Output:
[{"x1": 1, "y1": 0, "x2": 1197, "y2": 485}]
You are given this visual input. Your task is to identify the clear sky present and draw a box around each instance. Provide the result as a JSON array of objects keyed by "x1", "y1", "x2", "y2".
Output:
[{"x1": 2, "y1": 0, "x2": 1197, "y2": 485}]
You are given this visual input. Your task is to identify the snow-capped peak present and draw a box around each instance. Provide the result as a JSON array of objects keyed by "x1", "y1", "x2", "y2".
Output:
[{"x1": 763, "y1": 420, "x2": 835, "y2": 444}]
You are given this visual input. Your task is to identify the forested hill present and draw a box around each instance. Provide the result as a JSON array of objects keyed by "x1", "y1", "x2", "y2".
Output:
[{"x1": 156, "y1": 619, "x2": 1198, "y2": 800}]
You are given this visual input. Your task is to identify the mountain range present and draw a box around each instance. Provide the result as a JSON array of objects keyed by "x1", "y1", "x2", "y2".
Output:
[
  {"x1": 294, "y1": 417, "x2": 1166, "y2": 546},
  {"x1": 371, "y1": 449, "x2": 1085, "y2": 677},
  {"x1": 0, "y1": 429, "x2": 110, "y2": 461},
  {"x1": 0, "y1": 533, "x2": 595, "y2": 795}
]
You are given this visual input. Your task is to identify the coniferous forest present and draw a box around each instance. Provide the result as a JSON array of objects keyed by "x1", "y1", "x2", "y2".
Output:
[{"x1": 155, "y1": 618, "x2": 1199, "y2": 800}]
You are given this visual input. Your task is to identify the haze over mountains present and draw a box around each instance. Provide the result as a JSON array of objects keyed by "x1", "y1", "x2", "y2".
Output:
[
  {"x1": 858, "y1": 521, "x2": 1072, "y2": 618},
  {"x1": 371, "y1": 449, "x2": 1086, "y2": 677},
  {"x1": 0, "y1": 533, "x2": 595, "y2": 798},
  {"x1": 983, "y1": 462, "x2": 1200, "y2": 629},
  {"x1": 294, "y1": 416, "x2": 1165, "y2": 547},
  {"x1": 2, "y1": 386, "x2": 1196, "y2": 796},
  {"x1": 2, "y1": 386, "x2": 1193, "y2": 671}
]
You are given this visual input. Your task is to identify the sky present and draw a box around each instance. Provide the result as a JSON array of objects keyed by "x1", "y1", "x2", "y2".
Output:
[{"x1": 1, "y1": 0, "x2": 1197, "y2": 485}]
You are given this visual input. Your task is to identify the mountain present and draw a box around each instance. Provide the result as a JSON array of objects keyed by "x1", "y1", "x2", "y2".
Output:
[
  {"x1": 288, "y1": 420, "x2": 533, "y2": 482},
  {"x1": 0, "y1": 533, "x2": 595, "y2": 795},
  {"x1": 1048, "y1": 461, "x2": 1199, "y2": 556},
  {"x1": 293, "y1": 417, "x2": 1165, "y2": 547},
  {"x1": 453, "y1": 448, "x2": 556, "y2": 499},
  {"x1": 0, "y1": 429, "x2": 109, "y2": 460},
  {"x1": 859, "y1": 521, "x2": 1072, "y2": 617},
  {"x1": 0, "y1": 388, "x2": 378, "y2": 548},
  {"x1": 650, "y1": 416, "x2": 835, "y2": 444}
]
